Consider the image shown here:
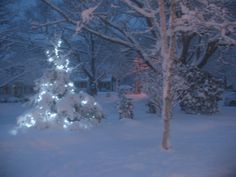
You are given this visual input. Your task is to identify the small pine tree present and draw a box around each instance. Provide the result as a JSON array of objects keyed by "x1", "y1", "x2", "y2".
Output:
[
  {"x1": 117, "y1": 94, "x2": 134, "y2": 119},
  {"x1": 17, "y1": 40, "x2": 104, "y2": 130}
]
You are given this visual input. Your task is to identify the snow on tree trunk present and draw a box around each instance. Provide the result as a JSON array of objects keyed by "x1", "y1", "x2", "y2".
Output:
[{"x1": 158, "y1": 0, "x2": 176, "y2": 150}]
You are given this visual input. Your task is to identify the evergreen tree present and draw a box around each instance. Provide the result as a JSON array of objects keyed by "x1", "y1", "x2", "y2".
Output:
[
  {"x1": 17, "y1": 40, "x2": 104, "y2": 130},
  {"x1": 177, "y1": 65, "x2": 224, "y2": 114},
  {"x1": 117, "y1": 93, "x2": 134, "y2": 119}
]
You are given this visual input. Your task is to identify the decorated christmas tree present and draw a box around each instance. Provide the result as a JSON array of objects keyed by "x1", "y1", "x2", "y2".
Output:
[{"x1": 17, "y1": 40, "x2": 104, "y2": 130}]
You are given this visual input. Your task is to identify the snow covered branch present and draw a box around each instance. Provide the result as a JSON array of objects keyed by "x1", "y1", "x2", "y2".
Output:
[
  {"x1": 122, "y1": 0, "x2": 155, "y2": 18},
  {"x1": 32, "y1": 19, "x2": 67, "y2": 29}
]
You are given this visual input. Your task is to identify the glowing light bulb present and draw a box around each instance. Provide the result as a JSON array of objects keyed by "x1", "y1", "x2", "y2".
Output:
[
  {"x1": 65, "y1": 59, "x2": 70, "y2": 66},
  {"x1": 51, "y1": 113, "x2": 57, "y2": 118},
  {"x1": 48, "y1": 57, "x2": 54, "y2": 62},
  {"x1": 55, "y1": 47, "x2": 59, "y2": 57},
  {"x1": 56, "y1": 65, "x2": 64, "y2": 70},
  {"x1": 65, "y1": 68, "x2": 71, "y2": 73},
  {"x1": 63, "y1": 119, "x2": 73, "y2": 129},
  {"x1": 58, "y1": 40, "x2": 62, "y2": 47},
  {"x1": 42, "y1": 83, "x2": 49, "y2": 87},
  {"x1": 38, "y1": 96, "x2": 42, "y2": 102},
  {"x1": 68, "y1": 82, "x2": 74, "y2": 87},
  {"x1": 47, "y1": 112, "x2": 57, "y2": 120},
  {"x1": 23, "y1": 115, "x2": 36, "y2": 128},
  {"x1": 31, "y1": 118, "x2": 36, "y2": 125},
  {"x1": 52, "y1": 96, "x2": 59, "y2": 101},
  {"x1": 81, "y1": 100, "x2": 88, "y2": 105}
]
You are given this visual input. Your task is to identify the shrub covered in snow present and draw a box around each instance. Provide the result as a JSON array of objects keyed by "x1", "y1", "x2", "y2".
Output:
[
  {"x1": 141, "y1": 63, "x2": 223, "y2": 115},
  {"x1": 17, "y1": 90, "x2": 104, "y2": 130},
  {"x1": 146, "y1": 98, "x2": 159, "y2": 114},
  {"x1": 177, "y1": 65, "x2": 223, "y2": 114},
  {"x1": 142, "y1": 70, "x2": 162, "y2": 115},
  {"x1": 117, "y1": 94, "x2": 134, "y2": 119}
]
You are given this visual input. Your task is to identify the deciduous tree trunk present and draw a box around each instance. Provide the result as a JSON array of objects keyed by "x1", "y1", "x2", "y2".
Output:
[{"x1": 158, "y1": 0, "x2": 176, "y2": 150}]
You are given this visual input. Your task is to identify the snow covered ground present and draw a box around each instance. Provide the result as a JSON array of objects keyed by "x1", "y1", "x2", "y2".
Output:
[{"x1": 0, "y1": 93, "x2": 236, "y2": 177}]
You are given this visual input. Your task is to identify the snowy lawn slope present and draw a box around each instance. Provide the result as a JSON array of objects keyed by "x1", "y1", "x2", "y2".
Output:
[{"x1": 0, "y1": 93, "x2": 236, "y2": 177}]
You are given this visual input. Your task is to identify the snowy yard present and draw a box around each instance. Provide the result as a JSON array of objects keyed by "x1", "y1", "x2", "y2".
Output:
[
  {"x1": 1, "y1": 0, "x2": 236, "y2": 176},
  {"x1": 0, "y1": 93, "x2": 236, "y2": 177}
]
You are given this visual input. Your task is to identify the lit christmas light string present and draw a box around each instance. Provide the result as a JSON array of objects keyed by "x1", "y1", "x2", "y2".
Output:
[
  {"x1": 46, "y1": 40, "x2": 72, "y2": 73},
  {"x1": 14, "y1": 40, "x2": 104, "y2": 133}
]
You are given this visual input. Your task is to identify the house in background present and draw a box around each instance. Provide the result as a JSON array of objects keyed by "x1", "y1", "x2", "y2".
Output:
[
  {"x1": 97, "y1": 75, "x2": 117, "y2": 92},
  {"x1": 0, "y1": 72, "x2": 117, "y2": 102},
  {"x1": 0, "y1": 61, "x2": 42, "y2": 102},
  {"x1": 0, "y1": 68, "x2": 36, "y2": 102},
  {"x1": 0, "y1": 81, "x2": 34, "y2": 102},
  {"x1": 74, "y1": 75, "x2": 117, "y2": 92},
  {"x1": 74, "y1": 77, "x2": 89, "y2": 91}
]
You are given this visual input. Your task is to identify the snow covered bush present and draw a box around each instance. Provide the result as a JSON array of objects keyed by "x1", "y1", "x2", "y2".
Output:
[
  {"x1": 142, "y1": 64, "x2": 223, "y2": 115},
  {"x1": 177, "y1": 65, "x2": 223, "y2": 114},
  {"x1": 17, "y1": 40, "x2": 104, "y2": 130},
  {"x1": 117, "y1": 94, "x2": 134, "y2": 119},
  {"x1": 118, "y1": 85, "x2": 133, "y2": 97},
  {"x1": 142, "y1": 70, "x2": 162, "y2": 115}
]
